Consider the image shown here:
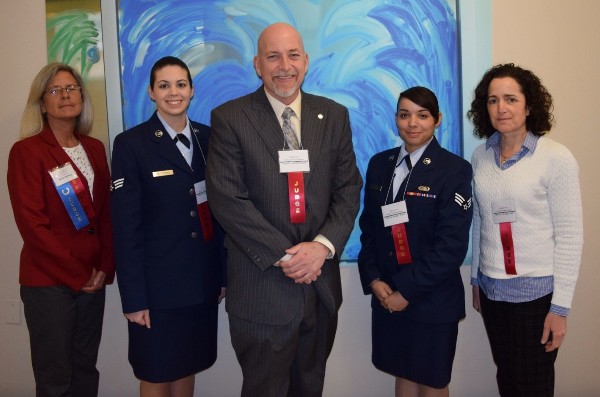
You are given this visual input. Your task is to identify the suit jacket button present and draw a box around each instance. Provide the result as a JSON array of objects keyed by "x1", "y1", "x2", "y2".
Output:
[
  {"x1": 189, "y1": 188, "x2": 195, "y2": 196},
  {"x1": 190, "y1": 210, "x2": 197, "y2": 217},
  {"x1": 387, "y1": 251, "x2": 393, "y2": 257},
  {"x1": 191, "y1": 232, "x2": 198, "y2": 239},
  {"x1": 87, "y1": 228, "x2": 95, "y2": 234}
]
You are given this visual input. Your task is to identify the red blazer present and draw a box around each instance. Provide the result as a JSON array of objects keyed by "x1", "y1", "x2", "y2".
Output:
[{"x1": 7, "y1": 125, "x2": 115, "y2": 291}]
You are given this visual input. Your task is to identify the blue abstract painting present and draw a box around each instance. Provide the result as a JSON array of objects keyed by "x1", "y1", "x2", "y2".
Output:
[{"x1": 118, "y1": 0, "x2": 460, "y2": 261}]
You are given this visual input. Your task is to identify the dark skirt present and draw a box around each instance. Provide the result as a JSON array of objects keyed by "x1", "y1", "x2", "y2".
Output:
[
  {"x1": 371, "y1": 305, "x2": 459, "y2": 388},
  {"x1": 128, "y1": 301, "x2": 218, "y2": 383}
]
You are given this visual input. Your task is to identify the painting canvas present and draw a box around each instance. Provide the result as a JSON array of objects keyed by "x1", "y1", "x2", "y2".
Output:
[
  {"x1": 117, "y1": 0, "x2": 460, "y2": 260},
  {"x1": 46, "y1": 0, "x2": 109, "y2": 148}
]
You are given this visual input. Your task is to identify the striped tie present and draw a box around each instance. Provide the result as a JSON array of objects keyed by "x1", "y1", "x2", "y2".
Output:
[{"x1": 282, "y1": 107, "x2": 300, "y2": 150}]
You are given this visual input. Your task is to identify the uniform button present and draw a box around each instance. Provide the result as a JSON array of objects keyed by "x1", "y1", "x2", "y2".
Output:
[
  {"x1": 87, "y1": 228, "x2": 95, "y2": 234},
  {"x1": 191, "y1": 232, "x2": 198, "y2": 239},
  {"x1": 190, "y1": 210, "x2": 197, "y2": 217},
  {"x1": 189, "y1": 188, "x2": 195, "y2": 196},
  {"x1": 387, "y1": 251, "x2": 393, "y2": 257}
]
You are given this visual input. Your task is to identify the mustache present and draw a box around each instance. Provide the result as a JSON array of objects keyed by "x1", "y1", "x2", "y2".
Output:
[{"x1": 273, "y1": 72, "x2": 296, "y2": 78}]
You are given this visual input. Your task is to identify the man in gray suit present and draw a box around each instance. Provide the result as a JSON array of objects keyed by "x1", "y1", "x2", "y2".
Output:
[{"x1": 206, "y1": 22, "x2": 362, "y2": 397}]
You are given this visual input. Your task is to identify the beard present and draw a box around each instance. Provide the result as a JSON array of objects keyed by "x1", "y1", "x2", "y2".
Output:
[
  {"x1": 271, "y1": 73, "x2": 301, "y2": 98},
  {"x1": 272, "y1": 82, "x2": 298, "y2": 99}
]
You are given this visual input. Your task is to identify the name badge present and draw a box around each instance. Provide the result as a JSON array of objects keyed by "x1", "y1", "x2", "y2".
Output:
[
  {"x1": 492, "y1": 199, "x2": 517, "y2": 223},
  {"x1": 381, "y1": 200, "x2": 409, "y2": 227},
  {"x1": 152, "y1": 170, "x2": 174, "y2": 177},
  {"x1": 49, "y1": 162, "x2": 77, "y2": 185},
  {"x1": 279, "y1": 150, "x2": 310, "y2": 173},
  {"x1": 194, "y1": 180, "x2": 208, "y2": 204}
]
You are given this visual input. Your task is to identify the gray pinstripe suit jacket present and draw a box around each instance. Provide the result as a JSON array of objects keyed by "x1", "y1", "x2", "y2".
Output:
[{"x1": 206, "y1": 87, "x2": 362, "y2": 325}]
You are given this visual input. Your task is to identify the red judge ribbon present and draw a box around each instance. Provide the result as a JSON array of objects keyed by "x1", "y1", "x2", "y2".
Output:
[
  {"x1": 391, "y1": 223, "x2": 412, "y2": 265},
  {"x1": 287, "y1": 172, "x2": 306, "y2": 223},
  {"x1": 499, "y1": 223, "x2": 516, "y2": 274},
  {"x1": 197, "y1": 202, "x2": 214, "y2": 240},
  {"x1": 193, "y1": 180, "x2": 214, "y2": 240}
]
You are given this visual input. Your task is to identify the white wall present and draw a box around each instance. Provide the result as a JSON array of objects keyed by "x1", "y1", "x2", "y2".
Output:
[
  {"x1": 1, "y1": 0, "x2": 599, "y2": 396},
  {"x1": 0, "y1": 2, "x2": 48, "y2": 396},
  {"x1": 491, "y1": 1, "x2": 600, "y2": 395}
]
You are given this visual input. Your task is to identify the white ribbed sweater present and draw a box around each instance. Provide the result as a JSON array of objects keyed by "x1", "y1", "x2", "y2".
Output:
[{"x1": 471, "y1": 137, "x2": 583, "y2": 309}]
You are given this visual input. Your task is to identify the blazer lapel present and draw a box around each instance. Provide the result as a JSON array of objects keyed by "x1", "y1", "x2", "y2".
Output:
[
  {"x1": 190, "y1": 125, "x2": 206, "y2": 180},
  {"x1": 42, "y1": 127, "x2": 91, "y2": 189},
  {"x1": 404, "y1": 137, "x2": 441, "y2": 193},
  {"x1": 246, "y1": 88, "x2": 285, "y2": 164},
  {"x1": 149, "y1": 113, "x2": 194, "y2": 175},
  {"x1": 383, "y1": 149, "x2": 401, "y2": 203},
  {"x1": 40, "y1": 127, "x2": 96, "y2": 215},
  {"x1": 299, "y1": 93, "x2": 327, "y2": 186}
]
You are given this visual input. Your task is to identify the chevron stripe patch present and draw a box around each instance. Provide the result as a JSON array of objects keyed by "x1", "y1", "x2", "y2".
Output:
[
  {"x1": 111, "y1": 178, "x2": 124, "y2": 191},
  {"x1": 455, "y1": 193, "x2": 472, "y2": 211}
]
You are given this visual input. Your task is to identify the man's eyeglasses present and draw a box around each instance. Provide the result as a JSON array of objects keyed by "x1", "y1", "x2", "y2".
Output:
[{"x1": 45, "y1": 85, "x2": 82, "y2": 97}]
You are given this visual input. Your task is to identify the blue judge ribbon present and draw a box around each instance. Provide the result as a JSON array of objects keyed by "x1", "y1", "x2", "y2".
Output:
[{"x1": 54, "y1": 179, "x2": 90, "y2": 230}]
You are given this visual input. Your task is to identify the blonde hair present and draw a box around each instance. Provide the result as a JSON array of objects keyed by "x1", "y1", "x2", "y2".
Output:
[{"x1": 19, "y1": 63, "x2": 94, "y2": 138}]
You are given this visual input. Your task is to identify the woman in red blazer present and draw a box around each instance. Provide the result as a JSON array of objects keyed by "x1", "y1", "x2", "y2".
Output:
[{"x1": 7, "y1": 63, "x2": 114, "y2": 397}]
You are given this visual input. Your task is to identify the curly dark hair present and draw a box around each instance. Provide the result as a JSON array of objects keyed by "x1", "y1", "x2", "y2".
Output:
[{"x1": 467, "y1": 63, "x2": 554, "y2": 139}]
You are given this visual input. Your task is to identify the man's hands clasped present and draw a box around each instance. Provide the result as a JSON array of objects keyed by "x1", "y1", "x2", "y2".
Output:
[{"x1": 278, "y1": 241, "x2": 329, "y2": 284}]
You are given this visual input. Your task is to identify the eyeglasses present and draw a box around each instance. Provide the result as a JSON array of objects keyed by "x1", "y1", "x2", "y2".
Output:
[{"x1": 45, "y1": 85, "x2": 82, "y2": 97}]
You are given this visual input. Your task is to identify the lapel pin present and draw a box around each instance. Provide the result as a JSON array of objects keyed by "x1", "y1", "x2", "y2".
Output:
[
  {"x1": 155, "y1": 130, "x2": 163, "y2": 138},
  {"x1": 423, "y1": 157, "x2": 431, "y2": 165},
  {"x1": 318, "y1": 114, "x2": 323, "y2": 119}
]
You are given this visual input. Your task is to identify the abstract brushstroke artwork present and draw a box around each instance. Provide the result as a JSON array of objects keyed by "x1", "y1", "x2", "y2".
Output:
[
  {"x1": 118, "y1": 0, "x2": 460, "y2": 260},
  {"x1": 46, "y1": 0, "x2": 109, "y2": 147}
]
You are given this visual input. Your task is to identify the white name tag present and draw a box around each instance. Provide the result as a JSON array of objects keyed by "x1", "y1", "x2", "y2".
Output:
[
  {"x1": 194, "y1": 180, "x2": 208, "y2": 205},
  {"x1": 492, "y1": 198, "x2": 517, "y2": 223},
  {"x1": 381, "y1": 200, "x2": 409, "y2": 227},
  {"x1": 279, "y1": 150, "x2": 310, "y2": 173},
  {"x1": 49, "y1": 163, "x2": 77, "y2": 186}
]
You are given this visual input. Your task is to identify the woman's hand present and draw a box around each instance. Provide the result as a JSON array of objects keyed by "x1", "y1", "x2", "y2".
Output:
[
  {"x1": 124, "y1": 310, "x2": 151, "y2": 329},
  {"x1": 81, "y1": 269, "x2": 107, "y2": 293},
  {"x1": 472, "y1": 285, "x2": 481, "y2": 313},
  {"x1": 218, "y1": 287, "x2": 226, "y2": 304},
  {"x1": 542, "y1": 313, "x2": 567, "y2": 352},
  {"x1": 371, "y1": 280, "x2": 393, "y2": 310},
  {"x1": 384, "y1": 291, "x2": 409, "y2": 312},
  {"x1": 371, "y1": 280, "x2": 409, "y2": 312}
]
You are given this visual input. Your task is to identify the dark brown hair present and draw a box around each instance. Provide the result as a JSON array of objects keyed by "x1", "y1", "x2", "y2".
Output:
[
  {"x1": 467, "y1": 63, "x2": 553, "y2": 139},
  {"x1": 397, "y1": 86, "x2": 440, "y2": 123}
]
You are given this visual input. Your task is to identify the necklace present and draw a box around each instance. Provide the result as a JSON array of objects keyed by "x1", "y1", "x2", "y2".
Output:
[{"x1": 500, "y1": 133, "x2": 527, "y2": 165}]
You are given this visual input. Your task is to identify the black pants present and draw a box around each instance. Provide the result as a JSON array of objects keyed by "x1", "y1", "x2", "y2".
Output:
[
  {"x1": 229, "y1": 285, "x2": 337, "y2": 397},
  {"x1": 21, "y1": 285, "x2": 106, "y2": 397},
  {"x1": 480, "y1": 290, "x2": 558, "y2": 397}
]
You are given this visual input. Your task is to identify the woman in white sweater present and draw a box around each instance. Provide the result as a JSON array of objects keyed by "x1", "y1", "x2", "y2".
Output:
[{"x1": 468, "y1": 63, "x2": 583, "y2": 397}]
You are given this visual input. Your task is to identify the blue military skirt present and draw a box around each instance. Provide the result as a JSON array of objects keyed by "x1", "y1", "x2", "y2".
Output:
[
  {"x1": 371, "y1": 303, "x2": 459, "y2": 388},
  {"x1": 128, "y1": 301, "x2": 218, "y2": 383}
]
